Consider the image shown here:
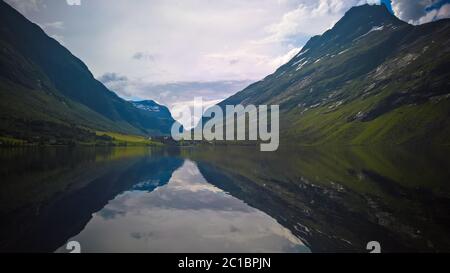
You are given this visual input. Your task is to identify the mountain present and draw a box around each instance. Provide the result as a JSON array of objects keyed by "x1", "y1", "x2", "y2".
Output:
[
  {"x1": 129, "y1": 100, "x2": 176, "y2": 134},
  {"x1": 217, "y1": 4, "x2": 450, "y2": 145},
  {"x1": 0, "y1": 1, "x2": 176, "y2": 144}
]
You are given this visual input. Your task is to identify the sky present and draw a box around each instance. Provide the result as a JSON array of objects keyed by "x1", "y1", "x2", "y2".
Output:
[{"x1": 5, "y1": 0, "x2": 450, "y2": 127}]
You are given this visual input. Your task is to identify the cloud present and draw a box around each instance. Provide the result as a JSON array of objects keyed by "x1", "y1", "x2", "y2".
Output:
[
  {"x1": 97, "y1": 73, "x2": 251, "y2": 104},
  {"x1": 98, "y1": 72, "x2": 131, "y2": 96},
  {"x1": 414, "y1": 3, "x2": 450, "y2": 24},
  {"x1": 97, "y1": 73, "x2": 253, "y2": 127},
  {"x1": 5, "y1": 0, "x2": 395, "y2": 87},
  {"x1": 66, "y1": 0, "x2": 81, "y2": 6},
  {"x1": 264, "y1": 0, "x2": 381, "y2": 43},
  {"x1": 132, "y1": 52, "x2": 156, "y2": 61},
  {"x1": 98, "y1": 72, "x2": 128, "y2": 83},
  {"x1": 270, "y1": 47, "x2": 301, "y2": 69},
  {"x1": 41, "y1": 21, "x2": 65, "y2": 30},
  {"x1": 391, "y1": 0, "x2": 430, "y2": 22},
  {"x1": 229, "y1": 59, "x2": 240, "y2": 65},
  {"x1": 7, "y1": 0, "x2": 447, "y2": 91},
  {"x1": 391, "y1": 0, "x2": 450, "y2": 24}
]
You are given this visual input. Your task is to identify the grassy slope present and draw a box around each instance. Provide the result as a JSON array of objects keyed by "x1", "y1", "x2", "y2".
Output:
[
  {"x1": 0, "y1": 79, "x2": 149, "y2": 145},
  {"x1": 285, "y1": 93, "x2": 450, "y2": 146},
  {"x1": 282, "y1": 20, "x2": 450, "y2": 146},
  {"x1": 0, "y1": 2, "x2": 176, "y2": 144},
  {"x1": 218, "y1": 8, "x2": 450, "y2": 146},
  {"x1": 96, "y1": 131, "x2": 163, "y2": 147},
  {"x1": 0, "y1": 28, "x2": 145, "y2": 145}
]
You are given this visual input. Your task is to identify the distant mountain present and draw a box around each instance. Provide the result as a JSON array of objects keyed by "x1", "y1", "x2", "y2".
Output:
[
  {"x1": 217, "y1": 4, "x2": 450, "y2": 145},
  {"x1": 0, "y1": 0, "x2": 175, "y2": 144},
  {"x1": 129, "y1": 100, "x2": 176, "y2": 134}
]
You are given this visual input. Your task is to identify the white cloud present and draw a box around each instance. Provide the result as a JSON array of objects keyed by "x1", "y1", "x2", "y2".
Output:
[
  {"x1": 270, "y1": 47, "x2": 301, "y2": 69},
  {"x1": 41, "y1": 21, "x2": 65, "y2": 30},
  {"x1": 66, "y1": 0, "x2": 81, "y2": 6},
  {"x1": 391, "y1": 0, "x2": 429, "y2": 22},
  {"x1": 391, "y1": 0, "x2": 450, "y2": 24},
  {"x1": 132, "y1": 52, "x2": 156, "y2": 62},
  {"x1": 5, "y1": 0, "x2": 385, "y2": 87},
  {"x1": 263, "y1": 0, "x2": 381, "y2": 43},
  {"x1": 415, "y1": 3, "x2": 450, "y2": 24},
  {"x1": 98, "y1": 73, "x2": 252, "y2": 108}
]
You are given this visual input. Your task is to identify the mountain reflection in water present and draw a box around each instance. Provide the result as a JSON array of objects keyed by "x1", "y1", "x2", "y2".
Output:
[
  {"x1": 0, "y1": 145, "x2": 449, "y2": 252},
  {"x1": 56, "y1": 160, "x2": 306, "y2": 253}
]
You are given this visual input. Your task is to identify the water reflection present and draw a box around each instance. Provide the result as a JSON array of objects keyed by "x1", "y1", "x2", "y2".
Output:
[
  {"x1": 0, "y1": 147, "x2": 183, "y2": 252},
  {"x1": 186, "y1": 145, "x2": 450, "y2": 252},
  {"x1": 0, "y1": 145, "x2": 449, "y2": 252},
  {"x1": 56, "y1": 160, "x2": 307, "y2": 253}
]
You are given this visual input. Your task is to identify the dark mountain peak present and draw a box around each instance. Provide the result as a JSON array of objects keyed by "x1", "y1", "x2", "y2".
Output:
[
  {"x1": 293, "y1": 4, "x2": 406, "y2": 59},
  {"x1": 326, "y1": 4, "x2": 405, "y2": 38},
  {"x1": 323, "y1": 4, "x2": 406, "y2": 36},
  {"x1": 345, "y1": 3, "x2": 392, "y2": 17},
  {"x1": 342, "y1": 4, "x2": 403, "y2": 27}
]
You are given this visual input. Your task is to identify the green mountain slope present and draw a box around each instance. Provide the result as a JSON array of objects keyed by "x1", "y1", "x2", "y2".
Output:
[
  {"x1": 0, "y1": 1, "x2": 176, "y2": 144},
  {"x1": 220, "y1": 4, "x2": 450, "y2": 145}
]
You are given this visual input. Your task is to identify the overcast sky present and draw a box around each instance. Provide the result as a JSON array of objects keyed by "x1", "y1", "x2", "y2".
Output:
[{"x1": 5, "y1": 0, "x2": 450, "y2": 127}]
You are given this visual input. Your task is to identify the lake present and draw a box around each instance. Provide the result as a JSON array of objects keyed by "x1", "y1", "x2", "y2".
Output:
[{"x1": 0, "y1": 145, "x2": 449, "y2": 252}]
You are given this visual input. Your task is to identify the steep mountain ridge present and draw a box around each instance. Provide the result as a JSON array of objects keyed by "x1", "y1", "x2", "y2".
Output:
[
  {"x1": 218, "y1": 4, "x2": 450, "y2": 145},
  {"x1": 0, "y1": 0, "x2": 176, "y2": 144}
]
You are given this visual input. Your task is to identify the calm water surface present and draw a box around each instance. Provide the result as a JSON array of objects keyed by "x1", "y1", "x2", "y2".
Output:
[{"x1": 0, "y1": 146, "x2": 449, "y2": 252}]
